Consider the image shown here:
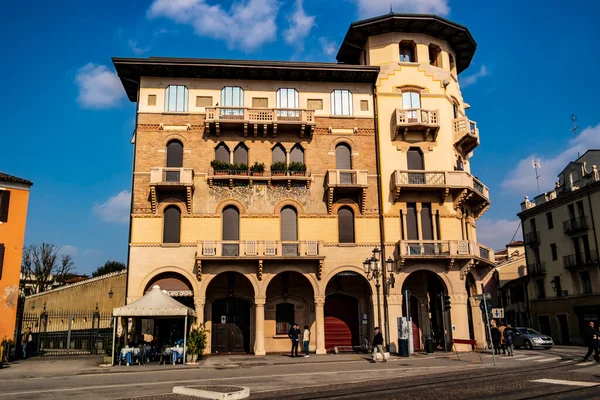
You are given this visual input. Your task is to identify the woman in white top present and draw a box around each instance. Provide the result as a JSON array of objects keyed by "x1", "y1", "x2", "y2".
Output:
[{"x1": 303, "y1": 325, "x2": 310, "y2": 357}]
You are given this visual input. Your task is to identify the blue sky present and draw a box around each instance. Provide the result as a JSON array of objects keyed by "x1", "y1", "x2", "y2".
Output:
[{"x1": 2, "y1": 0, "x2": 600, "y2": 274}]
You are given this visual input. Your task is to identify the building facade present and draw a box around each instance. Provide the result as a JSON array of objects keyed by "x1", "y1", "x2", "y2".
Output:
[
  {"x1": 114, "y1": 13, "x2": 494, "y2": 354},
  {"x1": 0, "y1": 172, "x2": 33, "y2": 341},
  {"x1": 519, "y1": 150, "x2": 600, "y2": 345}
]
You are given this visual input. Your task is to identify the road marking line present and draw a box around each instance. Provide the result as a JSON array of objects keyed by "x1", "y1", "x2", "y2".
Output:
[
  {"x1": 531, "y1": 378, "x2": 600, "y2": 387},
  {"x1": 534, "y1": 358, "x2": 560, "y2": 363},
  {"x1": 511, "y1": 356, "x2": 545, "y2": 361},
  {"x1": 560, "y1": 360, "x2": 574, "y2": 364},
  {"x1": 573, "y1": 362, "x2": 598, "y2": 368}
]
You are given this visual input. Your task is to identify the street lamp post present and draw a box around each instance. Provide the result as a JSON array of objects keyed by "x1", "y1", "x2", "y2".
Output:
[{"x1": 364, "y1": 247, "x2": 394, "y2": 341}]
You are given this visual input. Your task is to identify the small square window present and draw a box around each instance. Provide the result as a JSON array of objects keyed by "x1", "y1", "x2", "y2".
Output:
[
  {"x1": 360, "y1": 100, "x2": 369, "y2": 111},
  {"x1": 147, "y1": 94, "x2": 156, "y2": 106},
  {"x1": 252, "y1": 97, "x2": 268, "y2": 108},
  {"x1": 307, "y1": 99, "x2": 323, "y2": 110},
  {"x1": 196, "y1": 96, "x2": 212, "y2": 107}
]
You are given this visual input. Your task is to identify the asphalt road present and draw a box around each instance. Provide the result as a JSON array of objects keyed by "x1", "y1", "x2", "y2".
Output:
[{"x1": 0, "y1": 347, "x2": 597, "y2": 400}]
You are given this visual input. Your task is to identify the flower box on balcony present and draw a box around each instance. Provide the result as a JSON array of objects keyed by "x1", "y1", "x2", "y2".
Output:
[
  {"x1": 290, "y1": 171, "x2": 306, "y2": 177},
  {"x1": 271, "y1": 161, "x2": 287, "y2": 176},
  {"x1": 251, "y1": 172, "x2": 264, "y2": 176},
  {"x1": 250, "y1": 162, "x2": 265, "y2": 176},
  {"x1": 288, "y1": 162, "x2": 307, "y2": 176}
]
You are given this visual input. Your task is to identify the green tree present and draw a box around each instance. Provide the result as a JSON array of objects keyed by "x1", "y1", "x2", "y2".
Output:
[{"x1": 92, "y1": 261, "x2": 126, "y2": 277}]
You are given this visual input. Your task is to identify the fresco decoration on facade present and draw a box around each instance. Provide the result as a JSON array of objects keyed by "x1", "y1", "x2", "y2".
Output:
[
  {"x1": 267, "y1": 183, "x2": 310, "y2": 207},
  {"x1": 208, "y1": 181, "x2": 310, "y2": 208}
]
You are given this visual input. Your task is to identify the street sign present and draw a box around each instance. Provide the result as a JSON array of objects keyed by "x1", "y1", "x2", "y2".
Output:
[
  {"x1": 492, "y1": 308, "x2": 505, "y2": 319},
  {"x1": 473, "y1": 293, "x2": 491, "y2": 301},
  {"x1": 479, "y1": 301, "x2": 492, "y2": 313}
]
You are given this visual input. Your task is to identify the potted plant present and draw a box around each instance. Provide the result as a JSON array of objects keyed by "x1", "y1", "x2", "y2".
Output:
[
  {"x1": 186, "y1": 324, "x2": 208, "y2": 363},
  {"x1": 270, "y1": 161, "x2": 287, "y2": 176},
  {"x1": 235, "y1": 163, "x2": 249, "y2": 176},
  {"x1": 250, "y1": 162, "x2": 265, "y2": 176},
  {"x1": 288, "y1": 162, "x2": 307, "y2": 176},
  {"x1": 211, "y1": 160, "x2": 230, "y2": 175}
]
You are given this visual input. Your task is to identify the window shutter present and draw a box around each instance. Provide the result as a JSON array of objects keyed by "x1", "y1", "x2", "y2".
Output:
[
  {"x1": 338, "y1": 208, "x2": 355, "y2": 243},
  {"x1": 0, "y1": 191, "x2": 10, "y2": 222},
  {"x1": 163, "y1": 207, "x2": 181, "y2": 243},
  {"x1": 0, "y1": 243, "x2": 4, "y2": 279},
  {"x1": 222, "y1": 207, "x2": 240, "y2": 241},
  {"x1": 281, "y1": 207, "x2": 298, "y2": 241}
]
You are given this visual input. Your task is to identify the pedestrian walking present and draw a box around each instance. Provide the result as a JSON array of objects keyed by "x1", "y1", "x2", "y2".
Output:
[
  {"x1": 288, "y1": 323, "x2": 300, "y2": 358},
  {"x1": 582, "y1": 321, "x2": 599, "y2": 362},
  {"x1": 21, "y1": 327, "x2": 31, "y2": 359},
  {"x1": 504, "y1": 325, "x2": 514, "y2": 356},
  {"x1": 372, "y1": 327, "x2": 386, "y2": 363},
  {"x1": 490, "y1": 322, "x2": 501, "y2": 355},
  {"x1": 302, "y1": 325, "x2": 310, "y2": 357},
  {"x1": 499, "y1": 323, "x2": 507, "y2": 355}
]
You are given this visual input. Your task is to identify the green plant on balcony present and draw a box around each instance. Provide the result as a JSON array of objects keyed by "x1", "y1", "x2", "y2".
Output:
[
  {"x1": 232, "y1": 162, "x2": 249, "y2": 175},
  {"x1": 211, "y1": 160, "x2": 230, "y2": 175},
  {"x1": 288, "y1": 162, "x2": 307, "y2": 176},
  {"x1": 271, "y1": 161, "x2": 288, "y2": 176},
  {"x1": 250, "y1": 161, "x2": 265, "y2": 176}
]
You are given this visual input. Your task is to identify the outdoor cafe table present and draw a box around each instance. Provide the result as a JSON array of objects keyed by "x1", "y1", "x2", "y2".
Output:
[
  {"x1": 170, "y1": 347, "x2": 184, "y2": 365},
  {"x1": 121, "y1": 348, "x2": 134, "y2": 365}
]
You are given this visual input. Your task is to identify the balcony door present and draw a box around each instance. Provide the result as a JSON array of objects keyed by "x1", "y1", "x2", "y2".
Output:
[
  {"x1": 222, "y1": 206, "x2": 240, "y2": 256},
  {"x1": 402, "y1": 91, "x2": 421, "y2": 122},
  {"x1": 221, "y1": 86, "x2": 244, "y2": 117},
  {"x1": 276, "y1": 88, "x2": 299, "y2": 118},
  {"x1": 166, "y1": 140, "x2": 183, "y2": 182},
  {"x1": 407, "y1": 148, "x2": 425, "y2": 184},
  {"x1": 281, "y1": 206, "x2": 298, "y2": 256}
]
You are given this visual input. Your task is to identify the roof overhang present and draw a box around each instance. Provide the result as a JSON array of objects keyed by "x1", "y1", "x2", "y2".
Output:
[
  {"x1": 113, "y1": 57, "x2": 381, "y2": 102},
  {"x1": 336, "y1": 13, "x2": 477, "y2": 74}
]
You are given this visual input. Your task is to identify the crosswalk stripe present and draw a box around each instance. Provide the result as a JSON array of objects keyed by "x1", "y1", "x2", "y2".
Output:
[
  {"x1": 573, "y1": 362, "x2": 599, "y2": 368},
  {"x1": 512, "y1": 356, "x2": 545, "y2": 361},
  {"x1": 534, "y1": 357, "x2": 560, "y2": 363},
  {"x1": 531, "y1": 378, "x2": 600, "y2": 387}
]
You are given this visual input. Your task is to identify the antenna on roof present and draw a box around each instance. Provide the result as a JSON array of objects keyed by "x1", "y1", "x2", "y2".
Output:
[
  {"x1": 390, "y1": 3, "x2": 393, "y2": 13},
  {"x1": 571, "y1": 114, "x2": 581, "y2": 159},
  {"x1": 532, "y1": 158, "x2": 541, "y2": 194}
]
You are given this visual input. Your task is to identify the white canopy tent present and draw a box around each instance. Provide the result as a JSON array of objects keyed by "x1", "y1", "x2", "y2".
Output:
[{"x1": 111, "y1": 285, "x2": 196, "y2": 365}]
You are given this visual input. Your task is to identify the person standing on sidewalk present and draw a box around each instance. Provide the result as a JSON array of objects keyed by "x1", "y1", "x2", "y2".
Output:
[
  {"x1": 288, "y1": 323, "x2": 300, "y2": 358},
  {"x1": 498, "y1": 323, "x2": 507, "y2": 355},
  {"x1": 490, "y1": 321, "x2": 501, "y2": 355},
  {"x1": 21, "y1": 327, "x2": 31, "y2": 359},
  {"x1": 372, "y1": 327, "x2": 386, "y2": 363},
  {"x1": 302, "y1": 325, "x2": 310, "y2": 358},
  {"x1": 504, "y1": 325, "x2": 514, "y2": 356},
  {"x1": 582, "y1": 321, "x2": 598, "y2": 362}
]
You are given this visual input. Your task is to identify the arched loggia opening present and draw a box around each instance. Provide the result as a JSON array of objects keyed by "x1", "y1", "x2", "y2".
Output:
[
  {"x1": 265, "y1": 271, "x2": 315, "y2": 354},
  {"x1": 402, "y1": 270, "x2": 449, "y2": 351},
  {"x1": 324, "y1": 271, "x2": 372, "y2": 352},
  {"x1": 206, "y1": 272, "x2": 254, "y2": 353}
]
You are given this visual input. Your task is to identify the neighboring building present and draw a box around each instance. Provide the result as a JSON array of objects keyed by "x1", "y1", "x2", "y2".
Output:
[
  {"x1": 519, "y1": 150, "x2": 600, "y2": 345},
  {"x1": 113, "y1": 13, "x2": 493, "y2": 354},
  {"x1": 0, "y1": 172, "x2": 33, "y2": 341}
]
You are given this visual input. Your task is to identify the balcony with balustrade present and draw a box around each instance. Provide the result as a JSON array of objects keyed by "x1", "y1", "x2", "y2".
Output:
[
  {"x1": 207, "y1": 169, "x2": 312, "y2": 190},
  {"x1": 563, "y1": 217, "x2": 589, "y2": 235},
  {"x1": 527, "y1": 262, "x2": 546, "y2": 276},
  {"x1": 524, "y1": 231, "x2": 540, "y2": 246},
  {"x1": 391, "y1": 170, "x2": 490, "y2": 218},
  {"x1": 392, "y1": 108, "x2": 440, "y2": 141},
  {"x1": 204, "y1": 107, "x2": 316, "y2": 138},
  {"x1": 453, "y1": 117, "x2": 479, "y2": 155},
  {"x1": 563, "y1": 251, "x2": 599, "y2": 270},
  {"x1": 195, "y1": 240, "x2": 325, "y2": 280},
  {"x1": 149, "y1": 167, "x2": 194, "y2": 213},
  {"x1": 394, "y1": 240, "x2": 495, "y2": 270},
  {"x1": 325, "y1": 169, "x2": 369, "y2": 214}
]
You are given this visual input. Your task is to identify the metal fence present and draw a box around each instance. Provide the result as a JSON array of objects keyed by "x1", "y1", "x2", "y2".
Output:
[{"x1": 16, "y1": 308, "x2": 113, "y2": 356}]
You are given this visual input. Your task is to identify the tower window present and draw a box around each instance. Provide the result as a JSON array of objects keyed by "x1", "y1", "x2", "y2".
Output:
[
  {"x1": 428, "y1": 44, "x2": 442, "y2": 67},
  {"x1": 399, "y1": 41, "x2": 416, "y2": 62}
]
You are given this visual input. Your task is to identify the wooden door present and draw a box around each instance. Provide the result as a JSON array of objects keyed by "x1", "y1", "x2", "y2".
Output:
[
  {"x1": 410, "y1": 297, "x2": 421, "y2": 350},
  {"x1": 211, "y1": 297, "x2": 250, "y2": 353}
]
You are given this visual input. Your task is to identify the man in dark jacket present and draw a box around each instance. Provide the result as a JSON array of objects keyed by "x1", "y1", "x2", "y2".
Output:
[
  {"x1": 372, "y1": 327, "x2": 386, "y2": 362},
  {"x1": 289, "y1": 323, "x2": 300, "y2": 358},
  {"x1": 490, "y1": 321, "x2": 501, "y2": 355},
  {"x1": 582, "y1": 321, "x2": 599, "y2": 362}
]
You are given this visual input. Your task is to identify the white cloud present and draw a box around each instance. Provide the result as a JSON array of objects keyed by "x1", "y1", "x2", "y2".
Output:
[
  {"x1": 354, "y1": 0, "x2": 450, "y2": 18},
  {"x1": 477, "y1": 218, "x2": 522, "y2": 251},
  {"x1": 460, "y1": 65, "x2": 489, "y2": 88},
  {"x1": 128, "y1": 39, "x2": 151, "y2": 55},
  {"x1": 148, "y1": 0, "x2": 279, "y2": 51},
  {"x1": 58, "y1": 245, "x2": 78, "y2": 256},
  {"x1": 75, "y1": 64, "x2": 124, "y2": 109},
  {"x1": 501, "y1": 123, "x2": 600, "y2": 196},
  {"x1": 283, "y1": 0, "x2": 315, "y2": 50},
  {"x1": 93, "y1": 190, "x2": 131, "y2": 224},
  {"x1": 319, "y1": 37, "x2": 337, "y2": 57}
]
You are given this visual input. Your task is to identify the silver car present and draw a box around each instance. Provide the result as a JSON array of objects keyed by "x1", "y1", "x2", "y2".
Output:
[{"x1": 511, "y1": 327, "x2": 554, "y2": 350}]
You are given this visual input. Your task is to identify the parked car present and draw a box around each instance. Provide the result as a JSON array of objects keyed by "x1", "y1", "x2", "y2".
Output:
[{"x1": 511, "y1": 327, "x2": 553, "y2": 350}]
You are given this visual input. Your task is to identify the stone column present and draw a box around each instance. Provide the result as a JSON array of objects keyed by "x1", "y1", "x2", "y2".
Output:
[
  {"x1": 449, "y1": 293, "x2": 471, "y2": 352},
  {"x1": 254, "y1": 297, "x2": 266, "y2": 356},
  {"x1": 194, "y1": 297, "x2": 206, "y2": 325},
  {"x1": 387, "y1": 294, "x2": 403, "y2": 354},
  {"x1": 416, "y1": 203, "x2": 423, "y2": 240},
  {"x1": 432, "y1": 210, "x2": 438, "y2": 240},
  {"x1": 400, "y1": 210, "x2": 408, "y2": 240},
  {"x1": 314, "y1": 296, "x2": 326, "y2": 354}
]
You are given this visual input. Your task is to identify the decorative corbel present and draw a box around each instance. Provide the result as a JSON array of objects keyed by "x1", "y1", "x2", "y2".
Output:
[
  {"x1": 195, "y1": 259, "x2": 202, "y2": 281},
  {"x1": 257, "y1": 260, "x2": 263, "y2": 281}
]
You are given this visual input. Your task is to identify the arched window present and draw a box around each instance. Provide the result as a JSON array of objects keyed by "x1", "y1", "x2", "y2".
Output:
[
  {"x1": 166, "y1": 140, "x2": 184, "y2": 182},
  {"x1": 276, "y1": 88, "x2": 299, "y2": 118},
  {"x1": 399, "y1": 41, "x2": 416, "y2": 62},
  {"x1": 407, "y1": 147, "x2": 424, "y2": 170},
  {"x1": 163, "y1": 206, "x2": 181, "y2": 243},
  {"x1": 215, "y1": 142, "x2": 230, "y2": 163},
  {"x1": 338, "y1": 207, "x2": 355, "y2": 243},
  {"x1": 290, "y1": 144, "x2": 304, "y2": 164},
  {"x1": 222, "y1": 206, "x2": 240, "y2": 256},
  {"x1": 402, "y1": 91, "x2": 421, "y2": 122},
  {"x1": 330, "y1": 90, "x2": 353, "y2": 116},
  {"x1": 165, "y1": 85, "x2": 189, "y2": 112},
  {"x1": 233, "y1": 143, "x2": 248, "y2": 165},
  {"x1": 272, "y1": 143, "x2": 286, "y2": 164},
  {"x1": 220, "y1": 86, "x2": 244, "y2": 117},
  {"x1": 281, "y1": 206, "x2": 298, "y2": 256},
  {"x1": 335, "y1": 143, "x2": 352, "y2": 170}
]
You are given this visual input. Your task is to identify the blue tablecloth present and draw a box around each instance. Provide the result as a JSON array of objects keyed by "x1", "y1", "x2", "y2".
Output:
[
  {"x1": 171, "y1": 348, "x2": 183, "y2": 364},
  {"x1": 121, "y1": 349, "x2": 133, "y2": 365}
]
